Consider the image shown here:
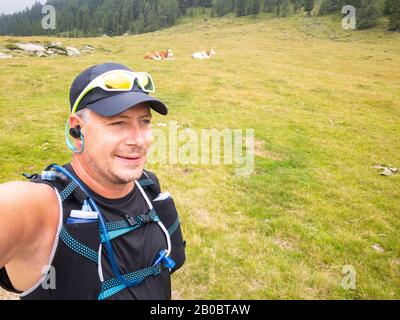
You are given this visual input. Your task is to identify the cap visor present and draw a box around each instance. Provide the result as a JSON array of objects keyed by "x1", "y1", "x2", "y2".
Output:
[{"x1": 86, "y1": 91, "x2": 168, "y2": 116}]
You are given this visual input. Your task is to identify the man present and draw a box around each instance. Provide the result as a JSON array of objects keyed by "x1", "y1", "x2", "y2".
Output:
[{"x1": 0, "y1": 62, "x2": 186, "y2": 300}]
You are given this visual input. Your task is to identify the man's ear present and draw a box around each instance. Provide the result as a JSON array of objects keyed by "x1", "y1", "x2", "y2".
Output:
[
  {"x1": 69, "y1": 114, "x2": 80, "y2": 128},
  {"x1": 69, "y1": 114, "x2": 85, "y2": 135}
]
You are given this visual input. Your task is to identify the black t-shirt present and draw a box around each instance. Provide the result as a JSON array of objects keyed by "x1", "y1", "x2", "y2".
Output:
[{"x1": 63, "y1": 164, "x2": 171, "y2": 300}]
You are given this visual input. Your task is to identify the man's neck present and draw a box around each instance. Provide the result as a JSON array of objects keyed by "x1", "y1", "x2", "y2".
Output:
[{"x1": 70, "y1": 159, "x2": 134, "y2": 199}]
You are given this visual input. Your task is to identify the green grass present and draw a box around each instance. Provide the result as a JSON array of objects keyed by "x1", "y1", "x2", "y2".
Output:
[{"x1": 0, "y1": 13, "x2": 399, "y2": 299}]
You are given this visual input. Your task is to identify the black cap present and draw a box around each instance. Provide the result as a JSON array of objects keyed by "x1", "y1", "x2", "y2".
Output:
[{"x1": 69, "y1": 62, "x2": 168, "y2": 116}]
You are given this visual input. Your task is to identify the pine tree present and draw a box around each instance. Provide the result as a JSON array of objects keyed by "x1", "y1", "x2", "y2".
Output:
[
  {"x1": 291, "y1": 0, "x2": 301, "y2": 13},
  {"x1": 249, "y1": 0, "x2": 261, "y2": 16},
  {"x1": 387, "y1": 0, "x2": 400, "y2": 31},
  {"x1": 213, "y1": 0, "x2": 234, "y2": 16},
  {"x1": 263, "y1": 0, "x2": 276, "y2": 13},
  {"x1": 279, "y1": 0, "x2": 289, "y2": 17},
  {"x1": 236, "y1": 0, "x2": 246, "y2": 16},
  {"x1": 304, "y1": 0, "x2": 314, "y2": 15},
  {"x1": 357, "y1": 0, "x2": 379, "y2": 29},
  {"x1": 384, "y1": 0, "x2": 393, "y2": 15},
  {"x1": 319, "y1": 0, "x2": 340, "y2": 15}
]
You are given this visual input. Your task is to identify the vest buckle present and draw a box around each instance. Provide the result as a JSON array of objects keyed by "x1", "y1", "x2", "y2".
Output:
[{"x1": 125, "y1": 214, "x2": 136, "y2": 226}]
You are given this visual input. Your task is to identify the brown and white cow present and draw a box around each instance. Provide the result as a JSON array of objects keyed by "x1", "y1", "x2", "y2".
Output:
[
  {"x1": 158, "y1": 49, "x2": 174, "y2": 59},
  {"x1": 144, "y1": 49, "x2": 174, "y2": 60},
  {"x1": 191, "y1": 49, "x2": 215, "y2": 59}
]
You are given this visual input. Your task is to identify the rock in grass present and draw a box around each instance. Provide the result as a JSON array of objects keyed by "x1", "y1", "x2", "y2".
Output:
[
  {"x1": 36, "y1": 50, "x2": 49, "y2": 57},
  {"x1": 49, "y1": 41, "x2": 62, "y2": 48},
  {"x1": 373, "y1": 165, "x2": 398, "y2": 176},
  {"x1": 381, "y1": 167, "x2": 394, "y2": 176},
  {"x1": 46, "y1": 42, "x2": 68, "y2": 55},
  {"x1": 50, "y1": 47, "x2": 68, "y2": 55},
  {"x1": 16, "y1": 43, "x2": 46, "y2": 53},
  {"x1": 3, "y1": 41, "x2": 85, "y2": 57},
  {"x1": 66, "y1": 46, "x2": 80, "y2": 57},
  {"x1": 82, "y1": 44, "x2": 95, "y2": 51},
  {"x1": 0, "y1": 52, "x2": 13, "y2": 59},
  {"x1": 372, "y1": 243, "x2": 385, "y2": 253}
]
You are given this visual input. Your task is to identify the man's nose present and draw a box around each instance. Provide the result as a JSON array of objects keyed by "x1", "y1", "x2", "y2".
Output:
[{"x1": 124, "y1": 123, "x2": 146, "y2": 146}]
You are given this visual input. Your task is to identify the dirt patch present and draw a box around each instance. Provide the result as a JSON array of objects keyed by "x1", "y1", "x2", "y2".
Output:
[
  {"x1": 246, "y1": 138, "x2": 282, "y2": 160},
  {"x1": 194, "y1": 208, "x2": 216, "y2": 227},
  {"x1": 256, "y1": 139, "x2": 282, "y2": 160},
  {"x1": 272, "y1": 236, "x2": 297, "y2": 251}
]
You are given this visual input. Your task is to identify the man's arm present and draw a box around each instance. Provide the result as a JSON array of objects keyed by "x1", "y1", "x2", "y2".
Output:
[{"x1": 0, "y1": 181, "x2": 58, "y2": 268}]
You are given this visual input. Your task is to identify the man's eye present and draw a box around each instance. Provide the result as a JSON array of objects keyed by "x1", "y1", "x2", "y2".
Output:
[
  {"x1": 110, "y1": 121, "x2": 125, "y2": 126},
  {"x1": 142, "y1": 119, "x2": 151, "y2": 125}
]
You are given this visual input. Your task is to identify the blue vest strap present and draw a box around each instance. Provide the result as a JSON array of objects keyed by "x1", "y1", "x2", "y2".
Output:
[
  {"x1": 60, "y1": 227, "x2": 98, "y2": 263},
  {"x1": 100, "y1": 208, "x2": 160, "y2": 243},
  {"x1": 60, "y1": 180, "x2": 79, "y2": 202},
  {"x1": 137, "y1": 178, "x2": 154, "y2": 187},
  {"x1": 98, "y1": 262, "x2": 164, "y2": 300}
]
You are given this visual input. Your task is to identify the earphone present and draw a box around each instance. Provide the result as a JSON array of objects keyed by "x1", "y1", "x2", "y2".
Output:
[
  {"x1": 66, "y1": 124, "x2": 85, "y2": 153},
  {"x1": 69, "y1": 125, "x2": 81, "y2": 138}
]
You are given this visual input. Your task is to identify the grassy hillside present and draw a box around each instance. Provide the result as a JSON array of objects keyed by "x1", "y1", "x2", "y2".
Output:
[{"x1": 0, "y1": 12, "x2": 399, "y2": 299}]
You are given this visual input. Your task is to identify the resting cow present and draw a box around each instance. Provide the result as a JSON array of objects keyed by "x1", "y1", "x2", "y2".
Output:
[{"x1": 144, "y1": 49, "x2": 174, "y2": 60}]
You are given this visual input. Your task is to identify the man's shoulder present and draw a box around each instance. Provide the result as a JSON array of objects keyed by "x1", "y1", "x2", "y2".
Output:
[
  {"x1": 0, "y1": 180, "x2": 60, "y2": 247},
  {"x1": 0, "y1": 180, "x2": 58, "y2": 211}
]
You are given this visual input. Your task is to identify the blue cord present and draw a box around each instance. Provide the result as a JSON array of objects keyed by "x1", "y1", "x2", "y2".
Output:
[
  {"x1": 52, "y1": 164, "x2": 135, "y2": 288},
  {"x1": 65, "y1": 120, "x2": 85, "y2": 154}
]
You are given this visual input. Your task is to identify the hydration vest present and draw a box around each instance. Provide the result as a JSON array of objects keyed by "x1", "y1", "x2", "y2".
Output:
[{"x1": 12, "y1": 163, "x2": 185, "y2": 300}]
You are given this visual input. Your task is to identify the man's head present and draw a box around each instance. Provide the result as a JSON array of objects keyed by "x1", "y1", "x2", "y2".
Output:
[{"x1": 68, "y1": 62, "x2": 167, "y2": 185}]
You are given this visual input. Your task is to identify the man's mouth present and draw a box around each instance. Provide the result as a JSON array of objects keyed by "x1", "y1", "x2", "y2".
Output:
[{"x1": 115, "y1": 154, "x2": 143, "y2": 164}]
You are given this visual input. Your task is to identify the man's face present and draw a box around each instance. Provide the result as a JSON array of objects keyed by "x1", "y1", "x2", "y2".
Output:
[{"x1": 78, "y1": 103, "x2": 153, "y2": 185}]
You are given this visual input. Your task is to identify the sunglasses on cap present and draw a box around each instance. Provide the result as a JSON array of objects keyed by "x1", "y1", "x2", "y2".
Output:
[{"x1": 70, "y1": 69, "x2": 156, "y2": 115}]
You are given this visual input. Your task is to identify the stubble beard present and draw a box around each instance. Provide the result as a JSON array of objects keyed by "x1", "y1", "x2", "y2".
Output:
[{"x1": 86, "y1": 152, "x2": 144, "y2": 185}]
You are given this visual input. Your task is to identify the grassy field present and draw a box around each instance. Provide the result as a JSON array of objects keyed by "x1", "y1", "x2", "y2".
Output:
[{"x1": 0, "y1": 12, "x2": 399, "y2": 299}]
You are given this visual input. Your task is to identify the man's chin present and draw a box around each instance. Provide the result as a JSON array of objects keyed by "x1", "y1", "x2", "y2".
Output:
[{"x1": 112, "y1": 165, "x2": 145, "y2": 182}]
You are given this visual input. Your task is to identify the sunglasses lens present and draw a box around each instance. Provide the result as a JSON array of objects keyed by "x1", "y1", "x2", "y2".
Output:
[
  {"x1": 103, "y1": 73, "x2": 132, "y2": 90},
  {"x1": 137, "y1": 73, "x2": 154, "y2": 92}
]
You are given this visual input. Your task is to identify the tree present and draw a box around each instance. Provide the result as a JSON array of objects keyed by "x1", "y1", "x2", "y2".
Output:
[
  {"x1": 319, "y1": 0, "x2": 362, "y2": 15},
  {"x1": 304, "y1": 0, "x2": 314, "y2": 15},
  {"x1": 279, "y1": 0, "x2": 289, "y2": 17},
  {"x1": 263, "y1": 0, "x2": 277, "y2": 13},
  {"x1": 319, "y1": 0, "x2": 338, "y2": 14},
  {"x1": 384, "y1": 0, "x2": 393, "y2": 15},
  {"x1": 386, "y1": 0, "x2": 400, "y2": 31},
  {"x1": 212, "y1": 0, "x2": 234, "y2": 16},
  {"x1": 291, "y1": 0, "x2": 303, "y2": 13},
  {"x1": 249, "y1": 0, "x2": 261, "y2": 17},
  {"x1": 235, "y1": 0, "x2": 246, "y2": 16},
  {"x1": 356, "y1": 0, "x2": 379, "y2": 29}
]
